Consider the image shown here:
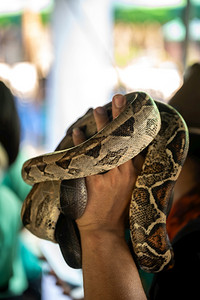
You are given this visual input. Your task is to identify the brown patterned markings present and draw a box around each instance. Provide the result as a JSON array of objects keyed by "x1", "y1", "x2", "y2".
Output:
[
  {"x1": 152, "y1": 181, "x2": 174, "y2": 213},
  {"x1": 46, "y1": 219, "x2": 56, "y2": 230},
  {"x1": 142, "y1": 161, "x2": 165, "y2": 175},
  {"x1": 159, "y1": 115, "x2": 180, "y2": 141},
  {"x1": 131, "y1": 93, "x2": 152, "y2": 114},
  {"x1": 112, "y1": 117, "x2": 135, "y2": 136},
  {"x1": 37, "y1": 162, "x2": 47, "y2": 172},
  {"x1": 141, "y1": 159, "x2": 175, "y2": 188},
  {"x1": 97, "y1": 146, "x2": 128, "y2": 166},
  {"x1": 35, "y1": 194, "x2": 50, "y2": 227},
  {"x1": 132, "y1": 225, "x2": 146, "y2": 245},
  {"x1": 68, "y1": 168, "x2": 82, "y2": 176},
  {"x1": 133, "y1": 224, "x2": 170, "y2": 266},
  {"x1": 22, "y1": 183, "x2": 39, "y2": 226},
  {"x1": 148, "y1": 223, "x2": 170, "y2": 255},
  {"x1": 132, "y1": 187, "x2": 160, "y2": 231},
  {"x1": 56, "y1": 158, "x2": 71, "y2": 170},
  {"x1": 24, "y1": 165, "x2": 31, "y2": 175},
  {"x1": 22, "y1": 199, "x2": 32, "y2": 226},
  {"x1": 85, "y1": 144, "x2": 101, "y2": 158},
  {"x1": 158, "y1": 120, "x2": 170, "y2": 136},
  {"x1": 167, "y1": 130, "x2": 187, "y2": 165},
  {"x1": 145, "y1": 118, "x2": 159, "y2": 137},
  {"x1": 28, "y1": 155, "x2": 44, "y2": 171},
  {"x1": 135, "y1": 243, "x2": 167, "y2": 272}
]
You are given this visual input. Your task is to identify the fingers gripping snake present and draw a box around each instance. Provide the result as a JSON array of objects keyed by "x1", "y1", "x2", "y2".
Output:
[{"x1": 21, "y1": 92, "x2": 189, "y2": 273}]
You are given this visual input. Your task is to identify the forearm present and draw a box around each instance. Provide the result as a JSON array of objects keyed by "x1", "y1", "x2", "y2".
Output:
[{"x1": 80, "y1": 229, "x2": 147, "y2": 300}]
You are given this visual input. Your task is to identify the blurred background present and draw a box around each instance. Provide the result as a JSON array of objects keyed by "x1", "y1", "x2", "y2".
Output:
[
  {"x1": 1, "y1": 0, "x2": 200, "y2": 154},
  {"x1": 0, "y1": 0, "x2": 200, "y2": 299}
]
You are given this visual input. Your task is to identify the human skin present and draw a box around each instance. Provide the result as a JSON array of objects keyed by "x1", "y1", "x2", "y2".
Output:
[{"x1": 72, "y1": 94, "x2": 147, "y2": 300}]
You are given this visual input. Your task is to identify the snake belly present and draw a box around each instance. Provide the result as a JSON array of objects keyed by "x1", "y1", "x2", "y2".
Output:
[{"x1": 21, "y1": 91, "x2": 189, "y2": 272}]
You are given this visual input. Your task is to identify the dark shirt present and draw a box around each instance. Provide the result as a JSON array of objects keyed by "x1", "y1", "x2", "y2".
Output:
[{"x1": 149, "y1": 217, "x2": 200, "y2": 300}]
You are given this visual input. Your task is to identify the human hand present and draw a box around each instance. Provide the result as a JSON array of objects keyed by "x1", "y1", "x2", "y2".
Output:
[{"x1": 72, "y1": 94, "x2": 143, "y2": 237}]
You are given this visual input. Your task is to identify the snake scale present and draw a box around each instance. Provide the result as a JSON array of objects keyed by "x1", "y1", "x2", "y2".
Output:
[{"x1": 21, "y1": 92, "x2": 189, "y2": 273}]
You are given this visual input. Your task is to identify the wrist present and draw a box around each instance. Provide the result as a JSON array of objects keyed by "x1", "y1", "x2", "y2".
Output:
[
  {"x1": 77, "y1": 218, "x2": 126, "y2": 235},
  {"x1": 79, "y1": 227, "x2": 127, "y2": 251},
  {"x1": 76, "y1": 212, "x2": 129, "y2": 238}
]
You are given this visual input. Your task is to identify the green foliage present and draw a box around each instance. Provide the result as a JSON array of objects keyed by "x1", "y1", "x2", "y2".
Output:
[
  {"x1": 0, "y1": 9, "x2": 52, "y2": 27},
  {"x1": 114, "y1": 6, "x2": 184, "y2": 25},
  {"x1": 40, "y1": 11, "x2": 52, "y2": 24},
  {"x1": 0, "y1": 14, "x2": 21, "y2": 27}
]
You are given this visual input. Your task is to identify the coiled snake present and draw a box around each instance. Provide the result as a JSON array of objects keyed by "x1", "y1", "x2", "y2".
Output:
[{"x1": 21, "y1": 92, "x2": 189, "y2": 273}]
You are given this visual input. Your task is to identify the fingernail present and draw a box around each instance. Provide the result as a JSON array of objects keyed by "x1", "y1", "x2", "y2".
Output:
[
  {"x1": 73, "y1": 127, "x2": 81, "y2": 136},
  {"x1": 114, "y1": 95, "x2": 125, "y2": 108},
  {"x1": 95, "y1": 106, "x2": 105, "y2": 115}
]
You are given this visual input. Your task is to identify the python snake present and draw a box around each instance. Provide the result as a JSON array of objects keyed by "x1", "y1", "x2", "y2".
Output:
[{"x1": 21, "y1": 92, "x2": 189, "y2": 272}]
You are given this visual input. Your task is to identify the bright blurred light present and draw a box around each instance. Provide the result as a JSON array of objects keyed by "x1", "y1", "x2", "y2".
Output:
[
  {"x1": 115, "y1": 0, "x2": 184, "y2": 8},
  {"x1": 190, "y1": 18, "x2": 200, "y2": 41},
  {"x1": 24, "y1": 0, "x2": 53, "y2": 12},
  {"x1": 118, "y1": 63, "x2": 181, "y2": 100},
  {"x1": 0, "y1": 0, "x2": 52, "y2": 14},
  {"x1": 163, "y1": 19, "x2": 185, "y2": 42},
  {"x1": 9, "y1": 62, "x2": 38, "y2": 98},
  {"x1": 0, "y1": 63, "x2": 11, "y2": 83}
]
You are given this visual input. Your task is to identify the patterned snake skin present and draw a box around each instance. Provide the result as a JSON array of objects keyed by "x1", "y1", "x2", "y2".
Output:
[{"x1": 21, "y1": 92, "x2": 189, "y2": 272}]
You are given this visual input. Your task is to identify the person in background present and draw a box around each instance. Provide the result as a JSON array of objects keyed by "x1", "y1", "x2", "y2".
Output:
[
  {"x1": 149, "y1": 63, "x2": 200, "y2": 299},
  {"x1": 0, "y1": 81, "x2": 41, "y2": 300},
  {"x1": 70, "y1": 63, "x2": 200, "y2": 300}
]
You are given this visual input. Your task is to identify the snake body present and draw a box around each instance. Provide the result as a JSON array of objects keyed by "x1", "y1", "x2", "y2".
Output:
[{"x1": 21, "y1": 92, "x2": 189, "y2": 272}]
